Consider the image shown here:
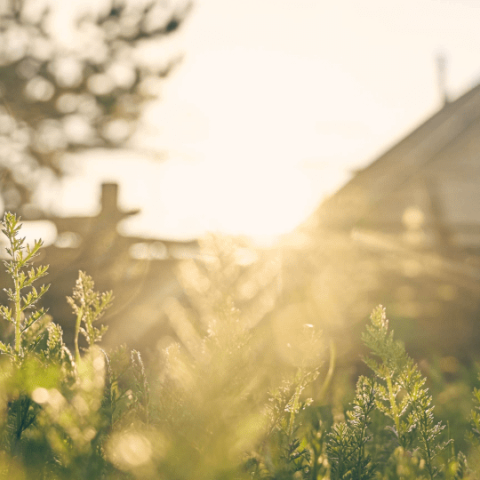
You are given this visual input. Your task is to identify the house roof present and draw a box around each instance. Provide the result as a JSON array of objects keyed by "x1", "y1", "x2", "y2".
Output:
[{"x1": 314, "y1": 82, "x2": 480, "y2": 231}]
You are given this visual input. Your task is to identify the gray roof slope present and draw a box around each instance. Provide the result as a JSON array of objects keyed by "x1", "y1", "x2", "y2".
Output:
[{"x1": 316, "y1": 82, "x2": 480, "y2": 230}]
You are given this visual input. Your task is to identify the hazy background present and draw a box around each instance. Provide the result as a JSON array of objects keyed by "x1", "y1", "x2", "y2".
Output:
[
  {"x1": 37, "y1": 0, "x2": 480, "y2": 242},
  {"x1": 0, "y1": 4, "x2": 479, "y2": 465}
]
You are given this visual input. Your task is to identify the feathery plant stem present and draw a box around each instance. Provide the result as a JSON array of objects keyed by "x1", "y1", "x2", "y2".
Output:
[
  {"x1": 68, "y1": 271, "x2": 112, "y2": 363},
  {"x1": 421, "y1": 408, "x2": 436, "y2": 479},
  {"x1": 385, "y1": 373, "x2": 402, "y2": 445},
  {"x1": 328, "y1": 376, "x2": 376, "y2": 480},
  {"x1": 131, "y1": 349, "x2": 150, "y2": 426},
  {"x1": 14, "y1": 268, "x2": 21, "y2": 354},
  {"x1": 362, "y1": 306, "x2": 449, "y2": 478},
  {"x1": 74, "y1": 307, "x2": 84, "y2": 363},
  {"x1": 1, "y1": 213, "x2": 50, "y2": 361},
  {"x1": 318, "y1": 340, "x2": 336, "y2": 402},
  {"x1": 4, "y1": 216, "x2": 23, "y2": 355},
  {"x1": 288, "y1": 382, "x2": 302, "y2": 440},
  {"x1": 355, "y1": 383, "x2": 374, "y2": 479}
]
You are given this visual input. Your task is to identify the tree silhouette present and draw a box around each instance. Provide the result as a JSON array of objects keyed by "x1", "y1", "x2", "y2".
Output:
[{"x1": 0, "y1": 0, "x2": 191, "y2": 212}]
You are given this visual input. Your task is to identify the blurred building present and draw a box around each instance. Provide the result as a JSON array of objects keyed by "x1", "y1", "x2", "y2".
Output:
[
  {"x1": 0, "y1": 183, "x2": 199, "y2": 351},
  {"x1": 310, "y1": 82, "x2": 480, "y2": 359}
]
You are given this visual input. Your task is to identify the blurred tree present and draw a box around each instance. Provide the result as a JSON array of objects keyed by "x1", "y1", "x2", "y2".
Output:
[{"x1": 0, "y1": 0, "x2": 191, "y2": 212}]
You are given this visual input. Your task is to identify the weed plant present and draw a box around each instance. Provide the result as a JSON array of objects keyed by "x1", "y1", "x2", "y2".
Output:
[{"x1": 0, "y1": 213, "x2": 478, "y2": 479}]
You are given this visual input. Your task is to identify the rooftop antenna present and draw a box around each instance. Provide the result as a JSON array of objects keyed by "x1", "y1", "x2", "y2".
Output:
[{"x1": 435, "y1": 52, "x2": 449, "y2": 107}]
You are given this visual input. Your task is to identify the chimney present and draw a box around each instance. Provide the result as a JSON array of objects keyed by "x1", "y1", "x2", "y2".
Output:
[
  {"x1": 435, "y1": 53, "x2": 449, "y2": 107},
  {"x1": 99, "y1": 182, "x2": 141, "y2": 219},
  {"x1": 100, "y1": 183, "x2": 119, "y2": 216}
]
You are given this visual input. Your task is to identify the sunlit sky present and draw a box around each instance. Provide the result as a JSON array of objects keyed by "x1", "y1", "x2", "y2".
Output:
[{"x1": 43, "y1": 0, "x2": 480, "y2": 241}]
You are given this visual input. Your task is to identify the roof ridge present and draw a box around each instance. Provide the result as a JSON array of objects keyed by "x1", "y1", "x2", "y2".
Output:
[{"x1": 316, "y1": 81, "x2": 480, "y2": 229}]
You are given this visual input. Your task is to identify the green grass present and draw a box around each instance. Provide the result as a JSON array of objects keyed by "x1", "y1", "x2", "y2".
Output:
[{"x1": 0, "y1": 212, "x2": 478, "y2": 479}]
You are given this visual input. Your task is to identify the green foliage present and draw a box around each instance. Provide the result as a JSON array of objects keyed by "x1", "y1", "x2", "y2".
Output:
[
  {"x1": 327, "y1": 376, "x2": 376, "y2": 480},
  {"x1": 0, "y1": 214, "x2": 480, "y2": 479},
  {"x1": 1, "y1": 212, "x2": 50, "y2": 360},
  {"x1": 0, "y1": 213, "x2": 127, "y2": 478},
  {"x1": 249, "y1": 368, "x2": 320, "y2": 480},
  {"x1": 469, "y1": 381, "x2": 480, "y2": 446},
  {"x1": 67, "y1": 271, "x2": 112, "y2": 362},
  {"x1": 362, "y1": 306, "x2": 452, "y2": 478}
]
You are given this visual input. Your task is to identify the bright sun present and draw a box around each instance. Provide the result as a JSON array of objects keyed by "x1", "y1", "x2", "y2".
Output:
[
  {"x1": 112, "y1": 49, "x2": 354, "y2": 240},
  {"x1": 47, "y1": 46, "x2": 351, "y2": 242}
]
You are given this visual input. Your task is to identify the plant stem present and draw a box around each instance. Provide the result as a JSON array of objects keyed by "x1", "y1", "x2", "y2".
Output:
[
  {"x1": 14, "y1": 267, "x2": 21, "y2": 356},
  {"x1": 386, "y1": 375, "x2": 401, "y2": 445},
  {"x1": 318, "y1": 340, "x2": 336, "y2": 402},
  {"x1": 288, "y1": 382, "x2": 301, "y2": 440},
  {"x1": 357, "y1": 421, "x2": 366, "y2": 479},
  {"x1": 74, "y1": 307, "x2": 83, "y2": 363},
  {"x1": 420, "y1": 410, "x2": 435, "y2": 480}
]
